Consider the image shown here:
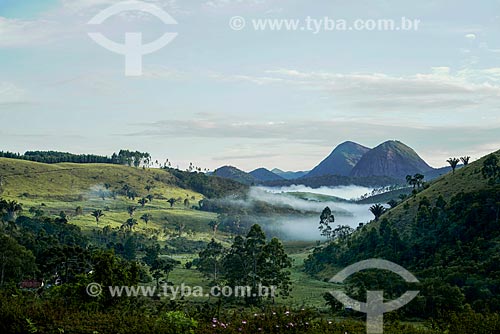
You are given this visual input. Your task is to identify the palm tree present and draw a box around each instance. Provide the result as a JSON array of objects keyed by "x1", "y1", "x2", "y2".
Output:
[
  {"x1": 138, "y1": 198, "x2": 147, "y2": 207},
  {"x1": 387, "y1": 200, "x2": 398, "y2": 208},
  {"x1": 447, "y1": 158, "x2": 460, "y2": 174},
  {"x1": 167, "y1": 198, "x2": 177, "y2": 208},
  {"x1": 90, "y1": 209, "x2": 104, "y2": 224},
  {"x1": 127, "y1": 206, "x2": 137, "y2": 217},
  {"x1": 369, "y1": 204, "x2": 386, "y2": 221},
  {"x1": 460, "y1": 156, "x2": 470, "y2": 166},
  {"x1": 140, "y1": 213, "x2": 152, "y2": 225},
  {"x1": 124, "y1": 218, "x2": 137, "y2": 230},
  {"x1": 3, "y1": 200, "x2": 22, "y2": 222}
]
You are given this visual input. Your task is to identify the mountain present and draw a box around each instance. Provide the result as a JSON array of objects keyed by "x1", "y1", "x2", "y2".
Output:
[
  {"x1": 306, "y1": 141, "x2": 370, "y2": 177},
  {"x1": 271, "y1": 168, "x2": 309, "y2": 180},
  {"x1": 249, "y1": 168, "x2": 284, "y2": 182},
  {"x1": 213, "y1": 165, "x2": 257, "y2": 185},
  {"x1": 350, "y1": 140, "x2": 433, "y2": 179}
]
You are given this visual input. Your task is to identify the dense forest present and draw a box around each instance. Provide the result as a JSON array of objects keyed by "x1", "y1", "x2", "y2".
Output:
[{"x1": 0, "y1": 150, "x2": 151, "y2": 166}]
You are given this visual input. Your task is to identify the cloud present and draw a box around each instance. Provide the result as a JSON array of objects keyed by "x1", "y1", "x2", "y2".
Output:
[
  {"x1": 214, "y1": 67, "x2": 500, "y2": 113},
  {"x1": 0, "y1": 17, "x2": 61, "y2": 47},
  {"x1": 0, "y1": 82, "x2": 26, "y2": 105},
  {"x1": 203, "y1": 0, "x2": 265, "y2": 9},
  {"x1": 465, "y1": 33, "x2": 476, "y2": 40}
]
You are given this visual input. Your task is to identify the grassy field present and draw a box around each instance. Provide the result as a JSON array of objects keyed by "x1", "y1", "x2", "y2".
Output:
[{"x1": 0, "y1": 157, "x2": 216, "y2": 237}]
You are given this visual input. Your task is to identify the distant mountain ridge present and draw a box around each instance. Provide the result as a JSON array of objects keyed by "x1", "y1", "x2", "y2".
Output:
[
  {"x1": 213, "y1": 166, "x2": 257, "y2": 185},
  {"x1": 249, "y1": 168, "x2": 284, "y2": 181},
  {"x1": 271, "y1": 168, "x2": 309, "y2": 180},
  {"x1": 306, "y1": 141, "x2": 370, "y2": 177},
  {"x1": 350, "y1": 140, "x2": 433, "y2": 179},
  {"x1": 213, "y1": 140, "x2": 437, "y2": 186}
]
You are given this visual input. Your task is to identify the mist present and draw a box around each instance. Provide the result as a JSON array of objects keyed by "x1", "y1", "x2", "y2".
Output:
[
  {"x1": 256, "y1": 184, "x2": 374, "y2": 200},
  {"x1": 250, "y1": 186, "x2": 376, "y2": 241}
]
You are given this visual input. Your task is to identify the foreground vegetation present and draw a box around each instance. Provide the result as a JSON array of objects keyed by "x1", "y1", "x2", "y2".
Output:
[{"x1": 0, "y1": 149, "x2": 499, "y2": 333}]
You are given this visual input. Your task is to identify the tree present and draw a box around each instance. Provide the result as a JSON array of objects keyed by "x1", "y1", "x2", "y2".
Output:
[
  {"x1": 387, "y1": 199, "x2": 398, "y2": 208},
  {"x1": 183, "y1": 198, "x2": 190, "y2": 207},
  {"x1": 90, "y1": 209, "x2": 104, "y2": 224},
  {"x1": 138, "y1": 198, "x2": 148, "y2": 207},
  {"x1": 123, "y1": 218, "x2": 138, "y2": 230},
  {"x1": 318, "y1": 207, "x2": 334, "y2": 241},
  {"x1": 145, "y1": 185, "x2": 153, "y2": 193},
  {"x1": 175, "y1": 223, "x2": 185, "y2": 237},
  {"x1": 406, "y1": 174, "x2": 417, "y2": 188},
  {"x1": 167, "y1": 198, "x2": 177, "y2": 208},
  {"x1": 143, "y1": 244, "x2": 160, "y2": 266},
  {"x1": 482, "y1": 154, "x2": 499, "y2": 181},
  {"x1": 140, "y1": 213, "x2": 153, "y2": 225},
  {"x1": 151, "y1": 257, "x2": 178, "y2": 287},
  {"x1": 208, "y1": 220, "x2": 220, "y2": 237},
  {"x1": 414, "y1": 173, "x2": 425, "y2": 188},
  {"x1": 447, "y1": 157, "x2": 460, "y2": 174},
  {"x1": 197, "y1": 239, "x2": 225, "y2": 283},
  {"x1": 369, "y1": 204, "x2": 386, "y2": 221},
  {"x1": 460, "y1": 156, "x2": 470, "y2": 166},
  {"x1": 75, "y1": 206, "x2": 83, "y2": 216},
  {"x1": 406, "y1": 174, "x2": 424, "y2": 189},
  {"x1": 221, "y1": 224, "x2": 292, "y2": 304},
  {"x1": 146, "y1": 194, "x2": 154, "y2": 203},
  {"x1": 0, "y1": 234, "x2": 36, "y2": 286},
  {"x1": 260, "y1": 237, "x2": 292, "y2": 298},
  {"x1": 127, "y1": 206, "x2": 137, "y2": 217},
  {"x1": 1, "y1": 200, "x2": 22, "y2": 222}
]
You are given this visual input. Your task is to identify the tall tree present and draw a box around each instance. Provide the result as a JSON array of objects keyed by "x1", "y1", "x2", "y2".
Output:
[
  {"x1": 447, "y1": 157, "x2": 460, "y2": 174},
  {"x1": 460, "y1": 156, "x2": 470, "y2": 166},
  {"x1": 127, "y1": 206, "x2": 137, "y2": 217},
  {"x1": 140, "y1": 213, "x2": 152, "y2": 225},
  {"x1": 318, "y1": 207, "x2": 334, "y2": 241},
  {"x1": 151, "y1": 257, "x2": 178, "y2": 287},
  {"x1": 138, "y1": 198, "x2": 148, "y2": 207},
  {"x1": 369, "y1": 204, "x2": 386, "y2": 221},
  {"x1": 208, "y1": 220, "x2": 220, "y2": 237},
  {"x1": 482, "y1": 154, "x2": 499, "y2": 181},
  {"x1": 1, "y1": 200, "x2": 22, "y2": 222},
  {"x1": 123, "y1": 218, "x2": 138, "y2": 230},
  {"x1": 90, "y1": 209, "x2": 104, "y2": 224},
  {"x1": 167, "y1": 198, "x2": 177, "y2": 208},
  {"x1": 197, "y1": 239, "x2": 225, "y2": 284}
]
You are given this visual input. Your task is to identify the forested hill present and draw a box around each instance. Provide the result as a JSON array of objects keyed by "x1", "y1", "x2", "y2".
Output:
[{"x1": 305, "y1": 149, "x2": 500, "y2": 318}]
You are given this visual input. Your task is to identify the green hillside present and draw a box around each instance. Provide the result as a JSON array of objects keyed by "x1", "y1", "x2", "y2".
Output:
[
  {"x1": 304, "y1": 148, "x2": 500, "y2": 320},
  {"x1": 381, "y1": 149, "x2": 500, "y2": 233},
  {"x1": 0, "y1": 158, "x2": 217, "y2": 237}
]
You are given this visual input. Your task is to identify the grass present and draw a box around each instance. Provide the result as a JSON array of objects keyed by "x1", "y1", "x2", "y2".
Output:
[{"x1": 0, "y1": 157, "x2": 216, "y2": 238}]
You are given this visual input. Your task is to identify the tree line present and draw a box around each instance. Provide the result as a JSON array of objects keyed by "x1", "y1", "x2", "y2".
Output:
[{"x1": 0, "y1": 149, "x2": 151, "y2": 166}]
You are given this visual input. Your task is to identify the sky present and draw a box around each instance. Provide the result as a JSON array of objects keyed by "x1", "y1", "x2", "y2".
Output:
[{"x1": 0, "y1": 0, "x2": 499, "y2": 172}]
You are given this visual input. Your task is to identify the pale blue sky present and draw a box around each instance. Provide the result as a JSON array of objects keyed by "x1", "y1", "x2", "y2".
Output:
[{"x1": 1, "y1": 0, "x2": 499, "y2": 171}]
